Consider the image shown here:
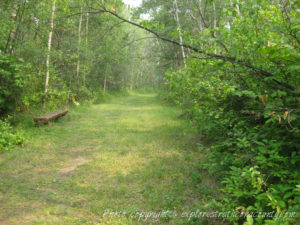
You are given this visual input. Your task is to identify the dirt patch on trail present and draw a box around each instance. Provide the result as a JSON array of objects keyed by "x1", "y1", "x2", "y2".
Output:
[{"x1": 59, "y1": 157, "x2": 90, "y2": 175}]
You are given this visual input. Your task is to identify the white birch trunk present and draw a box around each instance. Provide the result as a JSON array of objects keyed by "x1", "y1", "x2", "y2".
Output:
[
  {"x1": 213, "y1": 2, "x2": 217, "y2": 36},
  {"x1": 236, "y1": 4, "x2": 241, "y2": 17},
  {"x1": 76, "y1": 5, "x2": 83, "y2": 78},
  {"x1": 5, "y1": 1, "x2": 18, "y2": 53},
  {"x1": 212, "y1": 2, "x2": 217, "y2": 53},
  {"x1": 83, "y1": 4, "x2": 89, "y2": 86},
  {"x1": 44, "y1": 0, "x2": 56, "y2": 99},
  {"x1": 230, "y1": 0, "x2": 241, "y2": 17},
  {"x1": 85, "y1": 6, "x2": 89, "y2": 46},
  {"x1": 103, "y1": 64, "x2": 108, "y2": 92},
  {"x1": 173, "y1": 0, "x2": 187, "y2": 68},
  {"x1": 130, "y1": 62, "x2": 134, "y2": 90},
  {"x1": 103, "y1": 76, "x2": 107, "y2": 92}
]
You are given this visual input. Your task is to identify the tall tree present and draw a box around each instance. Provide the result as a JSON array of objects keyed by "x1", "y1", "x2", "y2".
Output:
[
  {"x1": 173, "y1": 0, "x2": 186, "y2": 67},
  {"x1": 5, "y1": 0, "x2": 18, "y2": 54},
  {"x1": 76, "y1": 4, "x2": 83, "y2": 79},
  {"x1": 44, "y1": 0, "x2": 56, "y2": 106}
]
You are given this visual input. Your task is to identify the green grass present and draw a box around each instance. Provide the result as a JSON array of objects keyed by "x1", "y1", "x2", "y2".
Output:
[{"x1": 0, "y1": 93, "x2": 219, "y2": 224}]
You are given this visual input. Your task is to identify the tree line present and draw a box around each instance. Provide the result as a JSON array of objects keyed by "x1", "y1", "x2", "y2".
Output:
[
  {"x1": 131, "y1": 0, "x2": 299, "y2": 224},
  {"x1": 0, "y1": 0, "x2": 159, "y2": 117},
  {"x1": 0, "y1": 0, "x2": 299, "y2": 224}
]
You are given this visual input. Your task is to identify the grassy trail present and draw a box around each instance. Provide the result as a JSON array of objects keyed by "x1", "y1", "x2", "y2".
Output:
[{"x1": 0, "y1": 93, "x2": 217, "y2": 224}]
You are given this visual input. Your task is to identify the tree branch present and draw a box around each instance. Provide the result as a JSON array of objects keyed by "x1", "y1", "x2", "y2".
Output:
[
  {"x1": 99, "y1": 7, "x2": 296, "y2": 91},
  {"x1": 124, "y1": 36, "x2": 157, "y2": 48}
]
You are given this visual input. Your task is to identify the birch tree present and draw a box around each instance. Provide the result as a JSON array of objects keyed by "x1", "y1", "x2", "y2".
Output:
[
  {"x1": 230, "y1": 0, "x2": 242, "y2": 17},
  {"x1": 76, "y1": 5, "x2": 83, "y2": 80},
  {"x1": 84, "y1": 1, "x2": 89, "y2": 86},
  {"x1": 173, "y1": 0, "x2": 187, "y2": 68},
  {"x1": 5, "y1": 1, "x2": 18, "y2": 54},
  {"x1": 85, "y1": 2, "x2": 89, "y2": 46},
  {"x1": 212, "y1": 1, "x2": 217, "y2": 53},
  {"x1": 44, "y1": 0, "x2": 56, "y2": 105}
]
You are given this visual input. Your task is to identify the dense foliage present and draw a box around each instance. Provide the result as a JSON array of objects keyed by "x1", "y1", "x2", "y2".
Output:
[
  {"x1": 0, "y1": 0, "x2": 159, "y2": 150},
  {"x1": 0, "y1": 53, "x2": 25, "y2": 115},
  {"x1": 135, "y1": 0, "x2": 300, "y2": 224},
  {"x1": 0, "y1": 0, "x2": 159, "y2": 117},
  {"x1": 0, "y1": 0, "x2": 299, "y2": 223},
  {"x1": 0, "y1": 118, "x2": 24, "y2": 152}
]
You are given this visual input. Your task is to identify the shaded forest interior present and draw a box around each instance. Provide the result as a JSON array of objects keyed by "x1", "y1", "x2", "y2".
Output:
[{"x1": 0, "y1": 0, "x2": 299, "y2": 224}]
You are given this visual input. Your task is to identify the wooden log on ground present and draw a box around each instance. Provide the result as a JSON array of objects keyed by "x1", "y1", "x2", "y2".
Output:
[{"x1": 34, "y1": 110, "x2": 68, "y2": 125}]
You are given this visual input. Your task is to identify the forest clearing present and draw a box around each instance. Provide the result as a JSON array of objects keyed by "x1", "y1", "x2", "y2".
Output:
[
  {"x1": 0, "y1": 0, "x2": 299, "y2": 224},
  {"x1": 0, "y1": 93, "x2": 218, "y2": 224}
]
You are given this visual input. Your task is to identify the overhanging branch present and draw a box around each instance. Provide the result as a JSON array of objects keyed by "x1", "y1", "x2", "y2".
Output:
[{"x1": 99, "y1": 6, "x2": 296, "y2": 91}]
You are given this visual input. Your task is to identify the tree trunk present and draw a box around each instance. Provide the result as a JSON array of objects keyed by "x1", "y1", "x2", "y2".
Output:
[
  {"x1": 230, "y1": 0, "x2": 242, "y2": 17},
  {"x1": 212, "y1": 2, "x2": 217, "y2": 36},
  {"x1": 13, "y1": 0, "x2": 27, "y2": 52},
  {"x1": 5, "y1": 1, "x2": 18, "y2": 54},
  {"x1": 173, "y1": 0, "x2": 187, "y2": 68},
  {"x1": 130, "y1": 63, "x2": 134, "y2": 90},
  {"x1": 103, "y1": 64, "x2": 108, "y2": 92},
  {"x1": 212, "y1": 2, "x2": 217, "y2": 53},
  {"x1": 236, "y1": 4, "x2": 241, "y2": 17},
  {"x1": 85, "y1": 3, "x2": 89, "y2": 46},
  {"x1": 44, "y1": 0, "x2": 56, "y2": 107},
  {"x1": 188, "y1": 10, "x2": 202, "y2": 33},
  {"x1": 83, "y1": 3, "x2": 89, "y2": 86},
  {"x1": 103, "y1": 76, "x2": 107, "y2": 92},
  {"x1": 76, "y1": 5, "x2": 83, "y2": 80},
  {"x1": 197, "y1": 0, "x2": 203, "y2": 32}
]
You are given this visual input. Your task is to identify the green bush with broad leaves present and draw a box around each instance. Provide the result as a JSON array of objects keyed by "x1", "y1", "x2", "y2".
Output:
[
  {"x1": 163, "y1": 64, "x2": 300, "y2": 224},
  {"x1": 0, "y1": 119, "x2": 25, "y2": 152},
  {"x1": 0, "y1": 53, "x2": 25, "y2": 116},
  {"x1": 162, "y1": 1, "x2": 300, "y2": 224}
]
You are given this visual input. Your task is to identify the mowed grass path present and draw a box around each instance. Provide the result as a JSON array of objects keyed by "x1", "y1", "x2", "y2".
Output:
[{"x1": 0, "y1": 93, "x2": 217, "y2": 224}]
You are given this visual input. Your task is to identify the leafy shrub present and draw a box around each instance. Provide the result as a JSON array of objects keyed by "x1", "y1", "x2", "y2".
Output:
[
  {"x1": 0, "y1": 53, "x2": 25, "y2": 116},
  {"x1": 163, "y1": 33, "x2": 300, "y2": 224},
  {"x1": 163, "y1": 63, "x2": 300, "y2": 223},
  {"x1": 163, "y1": 62, "x2": 300, "y2": 223},
  {"x1": 0, "y1": 119, "x2": 25, "y2": 152},
  {"x1": 75, "y1": 86, "x2": 94, "y2": 102},
  {"x1": 161, "y1": 1, "x2": 300, "y2": 223},
  {"x1": 93, "y1": 91, "x2": 110, "y2": 104},
  {"x1": 45, "y1": 89, "x2": 70, "y2": 109}
]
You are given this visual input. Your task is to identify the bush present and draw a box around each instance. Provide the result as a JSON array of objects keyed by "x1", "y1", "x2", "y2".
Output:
[
  {"x1": 0, "y1": 119, "x2": 25, "y2": 152},
  {"x1": 162, "y1": 57, "x2": 300, "y2": 224},
  {"x1": 0, "y1": 53, "x2": 25, "y2": 116},
  {"x1": 75, "y1": 86, "x2": 94, "y2": 102}
]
